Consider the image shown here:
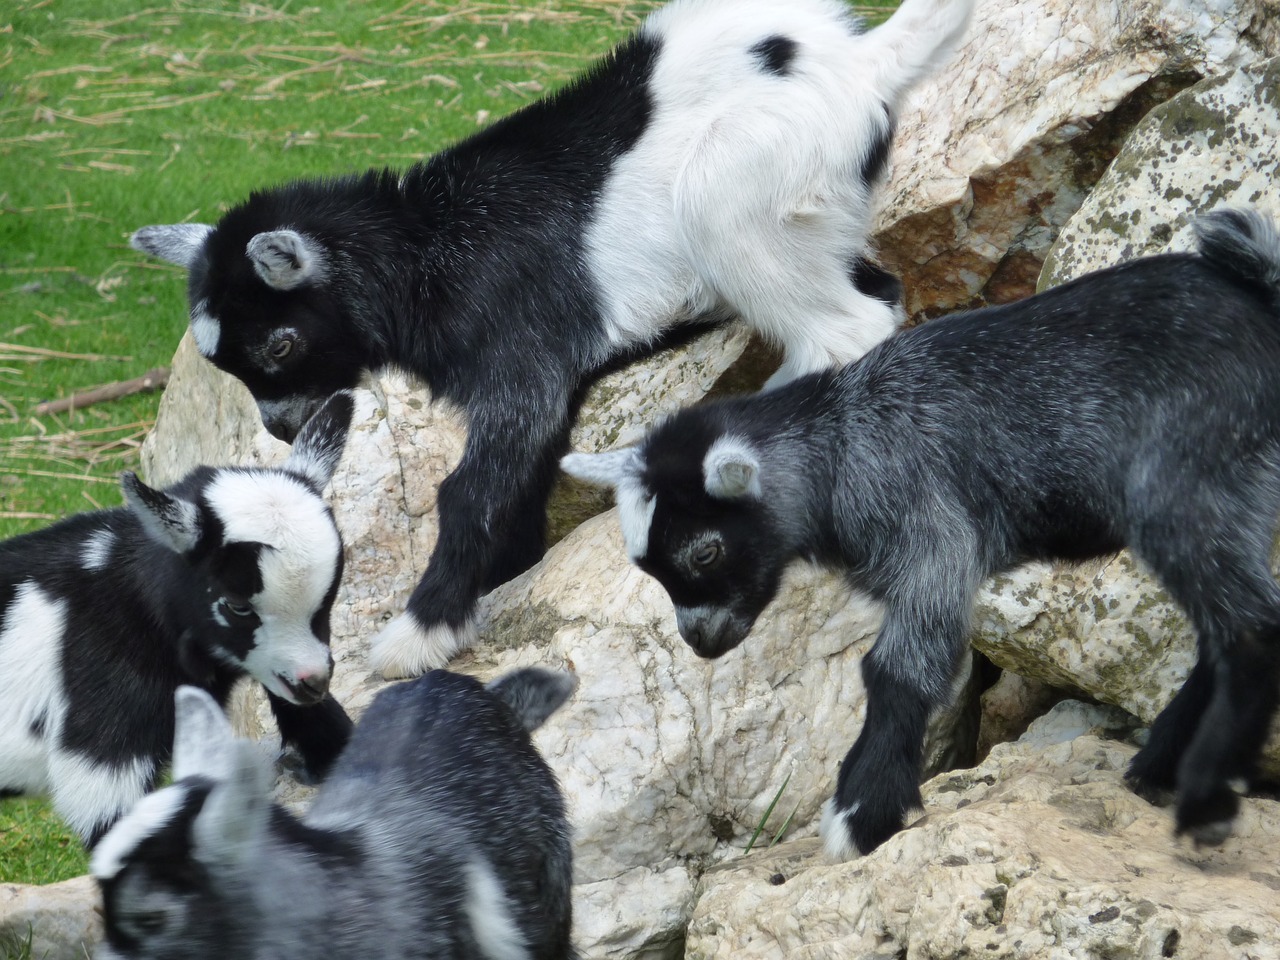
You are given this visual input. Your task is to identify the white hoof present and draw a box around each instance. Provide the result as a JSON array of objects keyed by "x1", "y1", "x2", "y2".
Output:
[
  {"x1": 368, "y1": 614, "x2": 476, "y2": 679},
  {"x1": 818, "y1": 797, "x2": 862, "y2": 861}
]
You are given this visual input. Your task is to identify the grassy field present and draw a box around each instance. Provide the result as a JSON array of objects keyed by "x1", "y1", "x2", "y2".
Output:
[{"x1": 1, "y1": 0, "x2": 897, "y2": 887}]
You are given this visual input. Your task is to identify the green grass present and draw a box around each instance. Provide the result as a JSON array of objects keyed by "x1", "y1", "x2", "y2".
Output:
[
  {"x1": 1, "y1": 0, "x2": 899, "y2": 887},
  {"x1": 1, "y1": 0, "x2": 672, "y2": 537},
  {"x1": 0, "y1": 796, "x2": 85, "y2": 886}
]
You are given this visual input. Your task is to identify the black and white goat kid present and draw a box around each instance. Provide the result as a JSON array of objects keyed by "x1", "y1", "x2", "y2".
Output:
[
  {"x1": 0, "y1": 392, "x2": 356, "y2": 846},
  {"x1": 92, "y1": 668, "x2": 577, "y2": 960},
  {"x1": 563, "y1": 209, "x2": 1280, "y2": 858},
  {"x1": 128, "y1": 0, "x2": 975, "y2": 679}
]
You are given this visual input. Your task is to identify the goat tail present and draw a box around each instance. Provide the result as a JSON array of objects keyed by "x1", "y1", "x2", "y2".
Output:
[
  {"x1": 487, "y1": 668, "x2": 577, "y2": 732},
  {"x1": 1194, "y1": 207, "x2": 1280, "y2": 297}
]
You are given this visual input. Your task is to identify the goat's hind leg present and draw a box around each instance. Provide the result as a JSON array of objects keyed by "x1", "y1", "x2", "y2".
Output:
[
  {"x1": 1173, "y1": 620, "x2": 1280, "y2": 844},
  {"x1": 1127, "y1": 503, "x2": 1280, "y2": 843},
  {"x1": 1125, "y1": 650, "x2": 1215, "y2": 804}
]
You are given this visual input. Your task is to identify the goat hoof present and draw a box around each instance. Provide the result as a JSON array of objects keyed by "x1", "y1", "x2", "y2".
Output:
[
  {"x1": 1124, "y1": 771, "x2": 1175, "y2": 807},
  {"x1": 1174, "y1": 788, "x2": 1239, "y2": 847},
  {"x1": 368, "y1": 614, "x2": 476, "y2": 679}
]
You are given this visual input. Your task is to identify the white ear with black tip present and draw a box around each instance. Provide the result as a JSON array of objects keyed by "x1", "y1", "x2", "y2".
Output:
[
  {"x1": 560, "y1": 447, "x2": 643, "y2": 489},
  {"x1": 121, "y1": 471, "x2": 202, "y2": 554},
  {"x1": 247, "y1": 229, "x2": 326, "y2": 290},
  {"x1": 284, "y1": 390, "x2": 356, "y2": 490},
  {"x1": 130, "y1": 223, "x2": 213, "y2": 268},
  {"x1": 703, "y1": 436, "x2": 762, "y2": 500}
]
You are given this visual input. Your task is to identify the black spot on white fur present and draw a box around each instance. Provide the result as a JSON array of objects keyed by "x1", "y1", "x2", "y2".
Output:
[{"x1": 750, "y1": 35, "x2": 797, "y2": 76}]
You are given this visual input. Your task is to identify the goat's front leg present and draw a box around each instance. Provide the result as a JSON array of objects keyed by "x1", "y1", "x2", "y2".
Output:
[
  {"x1": 368, "y1": 390, "x2": 572, "y2": 679},
  {"x1": 266, "y1": 690, "x2": 353, "y2": 783},
  {"x1": 820, "y1": 591, "x2": 973, "y2": 859}
]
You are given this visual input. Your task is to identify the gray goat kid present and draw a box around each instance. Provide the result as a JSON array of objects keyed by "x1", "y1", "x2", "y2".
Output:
[
  {"x1": 563, "y1": 208, "x2": 1280, "y2": 859},
  {"x1": 92, "y1": 667, "x2": 577, "y2": 960}
]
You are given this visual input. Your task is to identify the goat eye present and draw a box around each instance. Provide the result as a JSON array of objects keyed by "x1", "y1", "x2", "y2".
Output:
[
  {"x1": 221, "y1": 598, "x2": 255, "y2": 619},
  {"x1": 692, "y1": 543, "x2": 722, "y2": 568},
  {"x1": 132, "y1": 911, "x2": 167, "y2": 934},
  {"x1": 270, "y1": 335, "x2": 294, "y2": 360}
]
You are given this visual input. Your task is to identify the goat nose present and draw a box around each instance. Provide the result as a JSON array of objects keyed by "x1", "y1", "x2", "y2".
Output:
[
  {"x1": 265, "y1": 418, "x2": 299, "y2": 444},
  {"x1": 683, "y1": 624, "x2": 705, "y2": 651},
  {"x1": 281, "y1": 668, "x2": 331, "y2": 704},
  {"x1": 298, "y1": 671, "x2": 330, "y2": 697}
]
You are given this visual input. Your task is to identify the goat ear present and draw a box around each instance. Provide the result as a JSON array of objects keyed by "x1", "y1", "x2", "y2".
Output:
[
  {"x1": 487, "y1": 668, "x2": 577, "y2": 732},
  {"x1": 130, "y1": 223, "x2": 213, "y2": 269},
  {"x1": 247, "y1": 229, "x2": 326, "y2": 290},
  {"x1": 122, "y1": 472, "x2": 202, "y2": 554},
  {"x1": 190, "y1": 739, "x2": 271, "y2": 870},
  {"x1": 703, "y1": 437, "x2": 762, "y2": 500},
  {"x1": 172, "y1": 686, "x2": 238, "y2": 782},
  {"x1": 861, "y1": 0, "x2": 975, "y2": 109},
  {"x1": 560, "y1": 448, "x2": 642, "y2": 489},
  {"x1": 285, "y1": 390, "x2": 356, "y2": 489}
]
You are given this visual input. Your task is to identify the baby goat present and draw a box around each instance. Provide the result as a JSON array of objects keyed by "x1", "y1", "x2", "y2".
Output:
[
  {"x1": 128, "y1": 0, "x2": 975, "y2": 679},
  {"x1": 0, "y1": 392, "x2": 355, "y2": 845},
  {"x1": 92, "y1": 668, "x2": 577, "y2": 960},
  {"x1": 563, "y1": 208, "x2": 1280, "y2": 858}
]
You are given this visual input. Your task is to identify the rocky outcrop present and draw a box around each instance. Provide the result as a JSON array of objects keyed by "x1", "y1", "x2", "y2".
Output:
[
  {"x1": 969, "y1": 57, "x2": 1280, "y2": 775},
  {"x1": 1041, "y1": 55, "x2": 1280, "y2": 284},
  {"x1": 0, "y1": 877, "x2": 100, "y2": 960},
  {"x1": 685, "y1": 702, "x2": 1280, "y2": 959},
  {"x1": 872, "y1": 0, "x2": 1280, "y2": 322}
]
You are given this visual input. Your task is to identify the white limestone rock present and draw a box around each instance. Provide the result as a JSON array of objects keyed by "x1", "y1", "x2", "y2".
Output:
[
  {"x1": 461, "y1": 514, "x2": 978, "y2": 958},
  {"x1": 872, "y1": 0, "x2": 1280, "y2": 322},
  {"x1": 0, "y1": 877, "x2": 100, "y2": 960},
  {"x1": 684, "y1": 702, "x2": 1280, "y2": 960},
  {"x1": 1040, "y1": 56, "x2": 1280, "y2": 284}
]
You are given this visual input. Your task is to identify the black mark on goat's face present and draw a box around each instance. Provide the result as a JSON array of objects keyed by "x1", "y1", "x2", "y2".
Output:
[
  {"x1": 637, "y1": 502, "x2": 785, "y2": 659},
  {"x1": 191, "y1": 472, "x2": 343, "y2": 704}
]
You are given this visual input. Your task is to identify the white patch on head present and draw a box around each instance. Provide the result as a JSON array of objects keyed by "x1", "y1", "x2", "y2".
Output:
[
  {"x1": 368, "y1": 613, "x2": 477, "y2": 679},
  {"x1": 0, "y1": 582, "x2": 67, "y2": 796},
  {"x1": 190, "y1": 299, "x2": 221, "y2": 358},
  {"x1": 204, "y1": 470, "x2": 341, "y2": 700},
  {"x1": 818, "y1": 797, "x2": 863, "y2": 861},
  {"x1": 50, "y1": 753, "x2": 156, "y2": 845},
  {"x1": 211, "y1": 601, "x2": 229, "y2": 628},
  {"x1": 559, "y1": 448, "x2": 655, "y2": 560},
  {"x1": 91, "y1": 783, "x2": 194, "y2": 880},
  {"x1": 703, "y1": 435, "x2": 761, "y2": 500},
  {"x1": 616, "y1": 477, "x2": 657, "y2": 562},
  {"x1": 81, "y1": 529, "x2": 116, "y2": 571},
  {"x1": 464, "y1": 858, "x2": 531, "y2": 960}
]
